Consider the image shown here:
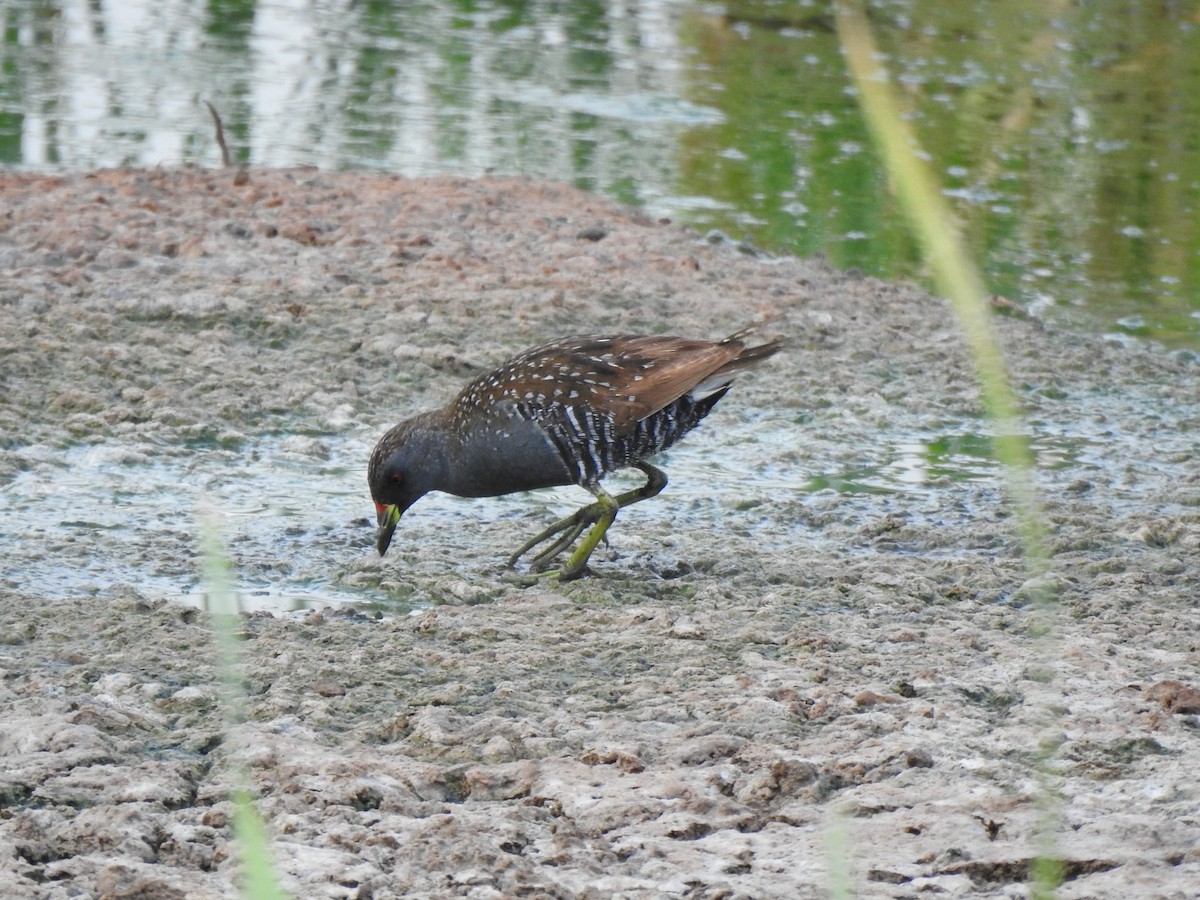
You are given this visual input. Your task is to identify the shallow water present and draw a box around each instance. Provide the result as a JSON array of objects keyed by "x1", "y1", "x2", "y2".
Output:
[{"x1": 4, "y1": 401, "x2": 1182, "y2": 613}]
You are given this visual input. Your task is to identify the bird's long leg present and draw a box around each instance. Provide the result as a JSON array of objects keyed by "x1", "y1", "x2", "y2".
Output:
[
  {"x1": 550, "y1": 484, "x2": 618, "y2": 581},
  {"x1": 507, "y1": 462, "x2": 669, "y2": 581},
  {"x1": 533, "y1": 464, "x2": 668, "y2": 573}
]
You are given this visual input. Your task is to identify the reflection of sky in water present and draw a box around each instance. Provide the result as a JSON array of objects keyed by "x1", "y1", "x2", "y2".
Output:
[
  {"x1": 13, "y1": 0, "x2": 699, "y2": 189},
  {"x1": 892, "y1": 442, "x2": 942, "y2": 486}
]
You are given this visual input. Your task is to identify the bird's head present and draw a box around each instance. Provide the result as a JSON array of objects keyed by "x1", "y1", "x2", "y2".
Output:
[{"x1": 367, "y1": 416, "x2": 445, "y2": 556}]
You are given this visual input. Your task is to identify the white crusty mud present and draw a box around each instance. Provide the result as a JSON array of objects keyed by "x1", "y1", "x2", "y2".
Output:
[{"x1": 1, "y1": 168, "x2": 1198, "y2": 898}]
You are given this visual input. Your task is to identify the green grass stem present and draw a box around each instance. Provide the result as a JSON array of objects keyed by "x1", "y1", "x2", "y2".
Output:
[
  {"x1": 834, "y1": 2, "x2": 1061, "y2": 895},
  {"x1": 198, "y1": 510, "x2": 290, "y2": 900},
  {"x1": 824, "y1": 803, "x2": 856, "y2": 899}
]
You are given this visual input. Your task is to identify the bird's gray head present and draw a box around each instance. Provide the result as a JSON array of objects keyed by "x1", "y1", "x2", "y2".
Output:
[{"x1": 367, "y1": 415, "x2": 447, "y2": 555}]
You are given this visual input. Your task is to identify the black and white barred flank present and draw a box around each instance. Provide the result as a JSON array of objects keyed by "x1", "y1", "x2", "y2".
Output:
[{"x1": 524, "y1": 387, "x2": 728, "y2": 487}]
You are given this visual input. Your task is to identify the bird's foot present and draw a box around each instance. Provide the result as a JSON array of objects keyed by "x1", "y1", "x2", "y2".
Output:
[
  {"x1": 507, "y1": 504, "x2": 602, "y2": 572},
  {"x1": 507, "y1": 492, "x2": 617, "y2": 581}
]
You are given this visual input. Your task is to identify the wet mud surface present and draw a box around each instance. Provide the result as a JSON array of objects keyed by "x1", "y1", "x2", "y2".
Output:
[{"x1": 1, "y1": 168, "x2": 1198, "y2": 897}]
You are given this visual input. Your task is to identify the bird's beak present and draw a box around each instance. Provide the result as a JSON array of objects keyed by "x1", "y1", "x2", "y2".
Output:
[{"x1": 375, "y1": 502, "x2": 401, "y2": 555}]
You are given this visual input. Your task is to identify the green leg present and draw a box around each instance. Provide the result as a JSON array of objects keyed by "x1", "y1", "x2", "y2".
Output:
[
  {"x1": 556, "y1": 485, "x2": 619, "y2": 582},
  {"x1": 506, "y1": 462, "x2": 669, "y2": 580}
]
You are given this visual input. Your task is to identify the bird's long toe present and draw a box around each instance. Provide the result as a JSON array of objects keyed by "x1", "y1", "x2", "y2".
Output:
[
  {"x1": 529, "y1": 519, "x2": 593, "y2": 572},
  {"x1": 508, "y1": 502, "x2": 606, "y2": 572}
]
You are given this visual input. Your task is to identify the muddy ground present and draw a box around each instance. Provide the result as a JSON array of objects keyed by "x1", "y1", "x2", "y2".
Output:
[{"x1": 1, "y1": 167, "x2": 1198, "y2": 898}]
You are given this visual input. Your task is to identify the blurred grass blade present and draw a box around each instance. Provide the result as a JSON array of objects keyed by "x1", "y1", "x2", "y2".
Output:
[
  {"x1": 824, "y1": 803, "x2": 855, "y2": 900},
  {"x1": 198, "y1": 509, "x2": 290, "y2": 900},
  {"x1": 834, "y1": 2, "x2": 1060, "y2": 896},
  {"x1": 231, "y1": 788, "x2": 290, "y2": 900}
]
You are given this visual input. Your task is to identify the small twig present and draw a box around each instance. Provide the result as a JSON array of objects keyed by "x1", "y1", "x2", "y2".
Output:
[{"x1": 204, "y1": 100, "x2": 233, "y2": 168}]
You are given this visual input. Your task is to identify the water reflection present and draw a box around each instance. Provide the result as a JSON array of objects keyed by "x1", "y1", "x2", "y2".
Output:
[
  {"x1": 799, "y1": 431, "x2": 1086, "y2": 496},
  {"x1": 0, "y1": 0, "x2": 1197, "y2": 345}
]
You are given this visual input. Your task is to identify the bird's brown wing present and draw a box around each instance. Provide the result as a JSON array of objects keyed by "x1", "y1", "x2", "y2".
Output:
[
  {"x1": 457, "y1": 334, "x2": 743, "y2": 434},
  {"x1": 577, "y1": 335, "x2": 747, "y2": 432}
]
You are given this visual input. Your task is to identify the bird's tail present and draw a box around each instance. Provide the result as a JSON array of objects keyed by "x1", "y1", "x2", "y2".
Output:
[
  {"x1": 689, "y1": 317, "x2": 784, "y2": 397},
  {"x1": 716, "y1": 316, "x2": 785, "y2": 375}
]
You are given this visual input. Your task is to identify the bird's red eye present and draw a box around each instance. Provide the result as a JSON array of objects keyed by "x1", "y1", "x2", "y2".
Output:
[{"x1": 391, "y1": 473, "x2": 402, "y2": 484}]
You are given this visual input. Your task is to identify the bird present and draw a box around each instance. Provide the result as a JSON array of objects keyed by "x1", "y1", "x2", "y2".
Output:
[{"x1": 368, "y1": 321, "x2": 783, "y2": 581}]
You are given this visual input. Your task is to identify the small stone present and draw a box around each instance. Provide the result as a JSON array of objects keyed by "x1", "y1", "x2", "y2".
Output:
[
  {"x1": 1146, "y1": 680, "x2": 1200, "y2": 714},
  {"x1": 853, "y1": 690, "x2": 905, "y2": 707},
  {"x1": 313, "y1": 677, "x2": 346, "y2": 697},
  {"x1": 905, "y1": 748, "x2": 934, "y2": 768}
]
